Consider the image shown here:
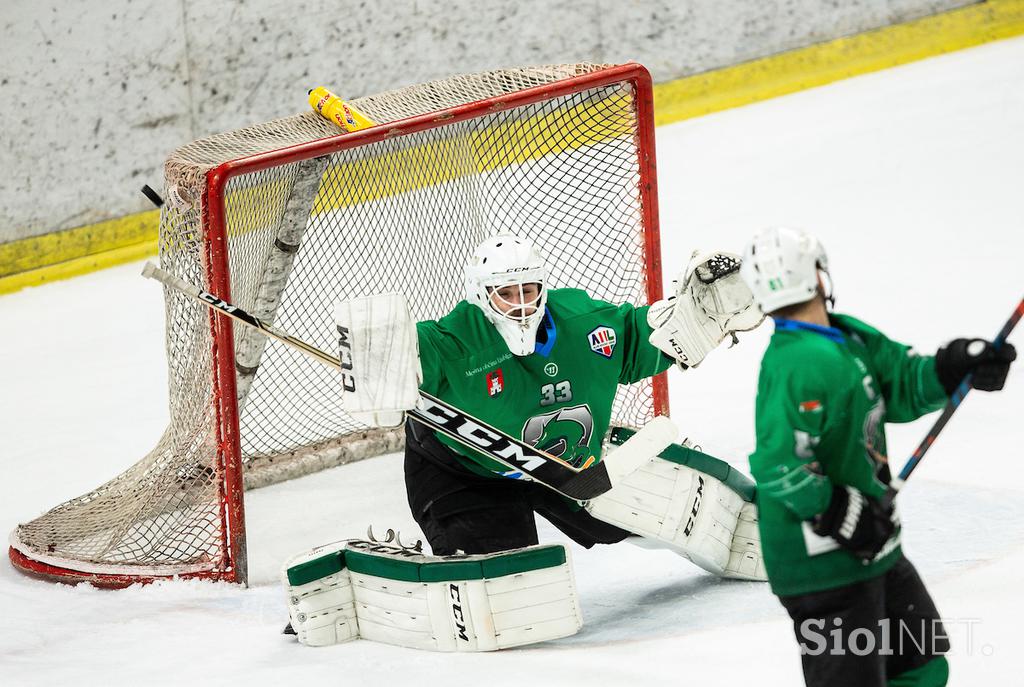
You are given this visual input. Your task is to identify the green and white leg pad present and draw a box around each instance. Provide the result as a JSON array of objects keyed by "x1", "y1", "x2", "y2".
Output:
[
  {"x1": 283, "y1": 539, "x2": 582, "y2": 651},
  {"x1": 586, "y1": 435, "x2": 767, "y2": 581}
]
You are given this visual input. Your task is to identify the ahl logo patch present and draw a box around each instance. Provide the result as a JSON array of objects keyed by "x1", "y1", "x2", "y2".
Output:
[
  {"x1": 588, "y1": 326, "x2": 617, "y2": 358},
  {"x1": 486, "y1": 369, "x2": 504, "y2": 397}
]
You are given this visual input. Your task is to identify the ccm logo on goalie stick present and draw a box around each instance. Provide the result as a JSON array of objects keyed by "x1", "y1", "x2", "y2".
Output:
[
  {"x1": 336, "y1": 325, "x2": 356, "y2": 392},
  {"x1": 683, "y1": 475, "x2": 705, "y2": 537},
  {"x1": 199, "y1": 292, "x2": 240, "y2": 314},
  {"x1": 418, "y1": 398, "x2": 547, "y2": 472},
  {"x1": 449, "y1": 584, "x2": 470, "y2": 642}
]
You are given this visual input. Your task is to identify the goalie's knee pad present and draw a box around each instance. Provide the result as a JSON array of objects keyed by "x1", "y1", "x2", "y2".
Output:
[
  {"x1": 586, "y1": 441, "x2": 767, "y2": 581},
  {"x1": 282, "y1": 538, "x2": 583, "y2": 651}
]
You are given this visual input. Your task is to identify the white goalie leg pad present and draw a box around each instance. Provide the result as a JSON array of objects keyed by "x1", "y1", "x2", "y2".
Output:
[
  {"x1": 283, "y1": 539, "x2": 582, "y2": 651},
  {"x1": 282, "y1": 542, "x2": 359, "y2": 647},
  {"x1": 345, "y1": 540, "x2": 582, "y2": 651},
  {"x1": 727, "y1": 501, "x2": 767, "y2": 581},
  {"x1": 333, "y1": 293, "x2": 420, "y2": 427},
  {"x1": 648, "y1": 250, "x2": 765, "y2": 368},
  {"x1": 586, "y1": 456, "x2": 767, "y2": 581}
]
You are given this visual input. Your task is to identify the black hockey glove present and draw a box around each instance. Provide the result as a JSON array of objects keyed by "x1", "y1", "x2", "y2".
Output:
[
  {"x1": 935, "y1": 338, "x2": 1017, "y2": 394},
  {"x1": 812, "y1": 486, "x2": 895, "y2": 562}
]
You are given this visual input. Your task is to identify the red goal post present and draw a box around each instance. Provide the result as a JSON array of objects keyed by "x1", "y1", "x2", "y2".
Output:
[{"x1": 10, "y1": 63, "x2": 666, "y2": 587}]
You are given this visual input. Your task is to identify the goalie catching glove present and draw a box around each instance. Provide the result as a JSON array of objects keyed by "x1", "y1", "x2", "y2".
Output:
[{"x1": 648, "y1": 250, "x2": 765, "y2": 368}]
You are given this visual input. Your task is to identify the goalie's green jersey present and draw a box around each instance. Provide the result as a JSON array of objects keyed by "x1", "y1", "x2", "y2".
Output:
[
  {"x1": 749, "y1": 314, "x2": 947, "y2": 596},
  {"x1": 417, "y1": 288, "x2": 674, "y2": 477}
]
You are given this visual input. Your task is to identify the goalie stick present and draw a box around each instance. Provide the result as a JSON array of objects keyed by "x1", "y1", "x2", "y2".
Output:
[
  {"x1": 141, "y1": 262, "x2": 675, "y2": 500},
  {"x1": 883, "y1": 295, "x2": 1023, "y2": 507}
]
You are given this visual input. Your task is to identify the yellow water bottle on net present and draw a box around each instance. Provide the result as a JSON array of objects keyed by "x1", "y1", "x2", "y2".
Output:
[{"x1": 308, "y1": 87, "x2": 376, "y2": 132}]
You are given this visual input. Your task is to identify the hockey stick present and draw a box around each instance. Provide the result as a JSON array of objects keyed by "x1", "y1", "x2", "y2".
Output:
[
  {"x1": 141, "y1": 262, "x2": 675, "y2": 500},
  {"x1": 886, "y1": 296, "x2": 1024, "y2": 502}
]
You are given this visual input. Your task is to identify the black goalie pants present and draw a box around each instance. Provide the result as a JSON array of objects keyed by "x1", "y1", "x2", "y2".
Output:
[
  {"x1": 778, "y1": 556, "x2": 950, "y2": 687},
  {"x1": 404, "y1": 421, "x2": 630, "y2": 556}
]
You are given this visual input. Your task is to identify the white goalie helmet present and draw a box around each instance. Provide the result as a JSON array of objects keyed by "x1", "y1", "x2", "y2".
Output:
[
  {"x1": 465, "y1": 234, "x2": 548, "y2": 356},
  {"x1": 739, "y1": 227, "x2": 830, "y2": 314}
]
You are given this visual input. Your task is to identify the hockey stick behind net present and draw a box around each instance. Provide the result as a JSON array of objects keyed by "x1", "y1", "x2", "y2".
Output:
[{"x1": 141, "y1": 262, "x2": 669, "y2": 500}]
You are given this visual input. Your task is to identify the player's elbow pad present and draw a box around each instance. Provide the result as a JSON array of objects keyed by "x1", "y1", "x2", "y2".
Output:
[{"x1": 757, "y1": 464, "x2": 832, "y2": 520}]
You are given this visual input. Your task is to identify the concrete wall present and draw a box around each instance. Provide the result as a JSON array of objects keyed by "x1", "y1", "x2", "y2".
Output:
[{"x1": 0, "y1": 0, "x2": 973, "y2": 243}]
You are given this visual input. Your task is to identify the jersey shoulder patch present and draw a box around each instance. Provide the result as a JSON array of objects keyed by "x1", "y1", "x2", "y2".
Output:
[{"x1": 587, "y1": 325, "x2": 617, "y2": 358}]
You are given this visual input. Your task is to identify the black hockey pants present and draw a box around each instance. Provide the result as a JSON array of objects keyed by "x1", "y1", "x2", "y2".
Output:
[
  {"x1": 778, "y1": 556, "x2": 950, "y2": 687},
  {"x1": 403, "y1": 420, "x2": 630, "y2": 555}
]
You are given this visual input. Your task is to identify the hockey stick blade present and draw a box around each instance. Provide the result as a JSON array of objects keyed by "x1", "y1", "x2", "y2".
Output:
[
  {"x1": 889, "y1": 295, "x2": 1024, "y2": 500},
  {"x1": 141, "y1": 262, "x2": 615, "y2": 501},
  {"x1": 602, "y1": 415, "x2": 678, "y2": 485}
]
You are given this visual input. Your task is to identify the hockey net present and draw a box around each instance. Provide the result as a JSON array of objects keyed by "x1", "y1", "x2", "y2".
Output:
[{"x1": 9, "y1": 63, "x2": 665, "y2": 586}]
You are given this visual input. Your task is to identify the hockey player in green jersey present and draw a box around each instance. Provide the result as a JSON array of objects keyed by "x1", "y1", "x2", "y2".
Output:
[
  {"x1": 335, "y1": 234, "x2": 769, "y2": 580},
  {"x1": 739, "y1": 226, "x2": 1016, "y2": 687},
  {"x1": 283, "y1": 234, "x2": 773, "y2": 651}
]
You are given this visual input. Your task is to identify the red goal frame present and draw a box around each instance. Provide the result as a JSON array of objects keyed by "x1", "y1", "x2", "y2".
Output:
[{"x1": 9, "y1": 63, "x2": 665, "y2": 587}]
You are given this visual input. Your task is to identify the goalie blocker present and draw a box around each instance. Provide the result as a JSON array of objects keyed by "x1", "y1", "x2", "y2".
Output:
[
  {"x1": 333, "y1": 293, "x2": 420, "y2": 428},
  {"x1": 282, "y1": 539, "x2": 582, "y2": 651}
]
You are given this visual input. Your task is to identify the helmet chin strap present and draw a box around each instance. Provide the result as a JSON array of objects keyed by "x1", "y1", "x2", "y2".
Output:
[{"x1": 817, "y1": 267, "x2": 836, "y2": 310}]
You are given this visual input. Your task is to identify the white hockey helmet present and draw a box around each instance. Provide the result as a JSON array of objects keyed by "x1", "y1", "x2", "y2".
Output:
[
  {"x1": 465, "y1": 234, "x2": 548, "y2": 356},
  {"x1": 739, "y1": 227, "x2": 830, "y2": 314}
]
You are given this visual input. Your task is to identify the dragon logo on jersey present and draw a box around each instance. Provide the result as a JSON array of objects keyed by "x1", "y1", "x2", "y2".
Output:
[
  {"x1": 588, "y1": 326, "x2": 617, "y2": 358},
  {"x1": 521, "y1": 404, "x2": 595, "y2": 468},
  {"x1": 486, "y1": 369, "x2": 504, "y2": 397}
]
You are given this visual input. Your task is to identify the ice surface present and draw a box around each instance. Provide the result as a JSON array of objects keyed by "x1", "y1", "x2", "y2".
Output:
[{"x1": 2, "y1": 36, "x2": 1023, "y2": 686}]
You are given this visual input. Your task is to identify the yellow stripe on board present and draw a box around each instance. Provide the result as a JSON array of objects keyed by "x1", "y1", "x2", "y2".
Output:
[
  {"x1": 4, "y1": 0, "x2": 1023, "y2": 295},
  {"x1": 0, "y1": 240, "x2": 158, "y2": 295},
  {"x1": 0, "y1": 210, "x2": 160, "y2": 295},
  {"x1": 653, "y1": 0, "x2": 1024, "y2": 125}
]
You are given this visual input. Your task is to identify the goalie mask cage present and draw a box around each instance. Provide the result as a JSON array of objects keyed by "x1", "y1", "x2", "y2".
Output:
[{"x1": 9, "y1": 62, "x2": 666, "y2": 587}]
